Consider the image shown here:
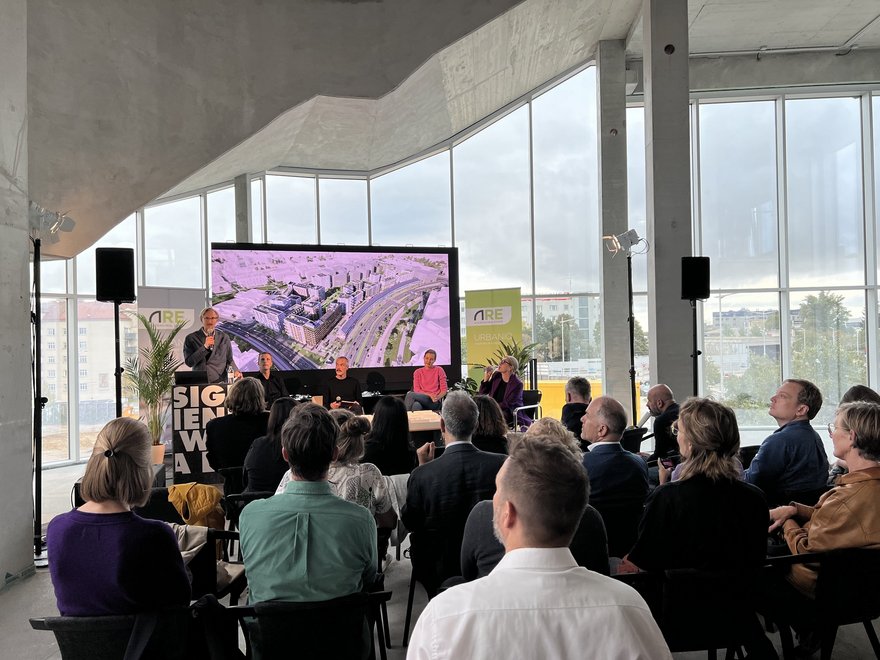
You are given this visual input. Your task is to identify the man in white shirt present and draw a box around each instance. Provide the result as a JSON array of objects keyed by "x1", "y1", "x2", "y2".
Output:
[{"x1": 406, "y1": 434, "x2": 671, "y2": 660}]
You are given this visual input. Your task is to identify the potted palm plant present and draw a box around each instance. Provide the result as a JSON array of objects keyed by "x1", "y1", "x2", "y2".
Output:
[{"x1": 124, "y1": 312, "x2": 187, "y2": 464}]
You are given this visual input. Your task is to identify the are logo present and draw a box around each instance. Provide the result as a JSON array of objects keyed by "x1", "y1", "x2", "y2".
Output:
[
  {"x1": 143, "y1": 308, "x2": 195, "y2": 329},
  {"x1": 468, "y1": 306, "x2": 512, "y2": 326}
]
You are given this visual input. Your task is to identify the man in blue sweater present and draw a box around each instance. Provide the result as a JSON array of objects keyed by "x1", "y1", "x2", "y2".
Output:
[{"x1": 744, "y1": 379, "x2": 829, "y2": 506}]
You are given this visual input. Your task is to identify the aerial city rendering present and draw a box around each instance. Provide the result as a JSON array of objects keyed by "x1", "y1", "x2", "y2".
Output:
[{"x1": 211, "y1": 248, "x2": 452, "y2": 371}]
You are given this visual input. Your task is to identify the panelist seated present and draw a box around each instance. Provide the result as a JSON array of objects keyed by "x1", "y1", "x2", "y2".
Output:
[
  {"x1": 252, "y1": 351, "x2": 289, "y2": 408},
  {"x1": 47, "y1": 418, "x2": 191, "y2": 616},
  {"x1": 405, "y1": 348, "x2": 447, "y2": 412},
  {"x1": 325, "y1": 356, "x2": 362, "y2": 414}
]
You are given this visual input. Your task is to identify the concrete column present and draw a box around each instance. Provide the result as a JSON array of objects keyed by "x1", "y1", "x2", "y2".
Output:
[
  {"x1": 234, "y1": 174, "x2": 252, "y2": 243},
  {"x1": 0, "y1": 0, "x2": 37, "y2": 586},
  {"x1": 643, "y1": 0, "x2": 693, "y2": 399},
  {"x1": 596, "y1": 40, "x2": 634, "y2": 418}
]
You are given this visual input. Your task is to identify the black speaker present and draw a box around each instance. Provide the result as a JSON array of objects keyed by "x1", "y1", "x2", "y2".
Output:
[
  {"x1": 96, "y1": 247, "x2": 136, "y2": 303},
  {"x1": 681, "y1": 256, "x2": 710, "y2": 301}
]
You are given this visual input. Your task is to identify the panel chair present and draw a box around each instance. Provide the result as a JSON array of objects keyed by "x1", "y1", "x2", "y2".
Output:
[
  {"x1": 762, "y1": 548, "x2": 880, "y2": 660},
  {"x1": 30, "y1": 609, "x2": 191, "y2": 660},
  {"x1": 511, "y1": 389, "x2": 542, "y2": 430}
]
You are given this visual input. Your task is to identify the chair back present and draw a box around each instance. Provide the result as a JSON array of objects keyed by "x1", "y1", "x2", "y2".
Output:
[
  {"x1": 217, "y1": 466, "x2": 245, "y2": 497},
  {"x1": 133, "y1": 488, "x2": 185, "y2": 524},
  {"x1": 247, "y1": 592, "x2": 374, "y2": 660},
  {"x1": 620, "y1": 427, "x2": 648, "y2": 453},
  {"x1": 30, "y1": 610, "x2": 189, "y2": 660},
  {"x1": 660, "y1": 567, "x2": 766, "y2": 653},
  {"x1": 815, "y1": 547, "x2": 880, "y2": 625}
]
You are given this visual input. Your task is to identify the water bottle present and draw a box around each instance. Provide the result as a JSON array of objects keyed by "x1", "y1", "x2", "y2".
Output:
[{"x1": 227, "y1": 365, "x2": 234, "y2": 384}]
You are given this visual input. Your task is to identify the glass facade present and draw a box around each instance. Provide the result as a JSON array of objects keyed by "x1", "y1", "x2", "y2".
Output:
[{"x1": 43, "y1": 68, "x2": 880, "y2": 463}]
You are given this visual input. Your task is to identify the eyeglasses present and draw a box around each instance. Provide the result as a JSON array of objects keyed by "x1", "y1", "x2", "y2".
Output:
[
  {"x1": 827, "y1": 423, "x2": 848, "y2": 435},
  {"x1": 671, "y1": 423, "x2": 679, "y2": 437}
]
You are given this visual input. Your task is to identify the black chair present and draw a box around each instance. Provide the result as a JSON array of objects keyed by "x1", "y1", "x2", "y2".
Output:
[
  {"x1": 223, "y1": 491, "x2": 274, "y2": 534},
  {"x1": 189, "y1": 528, "x2": 248, "y2": 606},
  {"x1": 762, "y1": 548, "x2": 880, "y2": 659},
  {"x1": 621, "y1": 426, "x2": 649, "y2": 453},
  {"x1": 231, "y1": 591, "x2": 392, "y2": 660},
  {"x1": 30, "y1": 609, "x2": 191, "y2": 660},
  {"x1": 511, "y1": 389, "x2": 542, "y2": 430},
  {"x1": 133, "y1": 487, "x2": 186, "y2": 524},
  {"x1": 217, "y1": 466, "x2": 246, "y2": 498}
]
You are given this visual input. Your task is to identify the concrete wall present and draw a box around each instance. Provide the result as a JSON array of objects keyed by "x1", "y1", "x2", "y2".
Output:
[{"x1": 0, "y1": 0, "x2": 37, "y2": 588}]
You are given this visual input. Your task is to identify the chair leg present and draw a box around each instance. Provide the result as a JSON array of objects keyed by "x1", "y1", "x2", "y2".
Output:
[
  {"x1": 372, "y1": 604, "x2": 388, "y2": 660},
  {"x1": 864, "y1": 619, "x2": 880, "y2": 658},
  {"x1": 402, "y1": 569, "x2": 417, "y2": 647},
  {"x1": 382, "y1": 601, "x2": 391, "y2": 648},
  {"x1": 819, "y1": 626, "x2": 838, "y2": 660},
  {"x1": 777, "y1": 623, "x2": 796, "y2": 660}
]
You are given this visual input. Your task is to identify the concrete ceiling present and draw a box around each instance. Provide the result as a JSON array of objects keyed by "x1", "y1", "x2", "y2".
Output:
[{"x1": 27, "y1": 0, "x2": 880, "y2": 258}]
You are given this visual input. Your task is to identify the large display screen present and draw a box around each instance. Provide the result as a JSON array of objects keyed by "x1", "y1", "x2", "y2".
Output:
[{"x1": 210, "y1": 244, "x2": 460, "y2": 375}]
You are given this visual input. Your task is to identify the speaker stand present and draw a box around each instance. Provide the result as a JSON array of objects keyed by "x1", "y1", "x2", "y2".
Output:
[
  {"x1": 688, "y1": 299, "x2": 701, "y2": 397},
  {"x1": 113, "y1": 300, "x2": 123, "y2": 418},
  {"x1": 626, "y1": 253, "x2": 638, "y2": 424}
]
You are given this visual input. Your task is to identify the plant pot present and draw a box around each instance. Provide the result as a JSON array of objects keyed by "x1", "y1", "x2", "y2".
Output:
[{"x1": 151, "y1": 444, "x2": 166, "y2": 465}]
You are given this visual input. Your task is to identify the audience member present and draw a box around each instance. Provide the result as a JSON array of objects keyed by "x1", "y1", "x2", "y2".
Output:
[
  {"x1": 471, "y1": 395, "x2": 508, "y2": 454},
  {"x1": 183, "y1": 306, "x2": 240, "y2": 384},
  {"x1": 768, "y1": 401, "x2": 880, "y2": 597},
  {"x1": 561, "y1": 376, "x2": 591, "y2": 441},
  {"x1": 243, "y1": 397, "x2": 297, "y2": 492},
  {"x1": 407, "y1": 435, "x2": 670, "y2": 659},
  {"x1": 253, "y1": 351, "x2": 288, "y2": 407},
  {"x1": 401, "y1": 391, "x2": 506, "y2": 595},
  {"x1": 405, "y1": 349, "x2": 447, "y2": 411},
  {"x1": 205, "y1": 377, "x2": 270, "y2": 473},
  {"x1": 479, "y1": 355, "x2": 528, "y2": 429},
  {"x1": 362, "y1": 395, "x2": 415, "y2": 475},
  {"x1": 460, "y1": 419, "x2": 609, "y2": 580},
  {"x1": 240, "y1": 403, "x2": 377, "y2": 602},
  {"x1": 841, "y1": 384, "x2": 880, "y2": 405},
  {"x1": 324, "y1": 356, "x2": 362, "y2": 413},
  {"x1": 581, "y1": 396, "x2": 649, "y2": 509},
  {"x1": 744, "y1": 379, "x2": 829, "y2": 505},
  {"x1": 47, "y1": 418, "x2": 190, "y2": 616},
  {"x1": 623, "y1": 398, "x2": 774, "y2": 657},
  {"x1": 645, "y1": 384, "x2": 679, "y2": 460}
]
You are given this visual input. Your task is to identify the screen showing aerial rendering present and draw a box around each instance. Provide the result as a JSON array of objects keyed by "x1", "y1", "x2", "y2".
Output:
[{"x1": 210, "y1": 245, "x2": 455, "y2": 371}]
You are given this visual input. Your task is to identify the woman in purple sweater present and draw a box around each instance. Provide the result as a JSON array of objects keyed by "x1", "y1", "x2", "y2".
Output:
[{"x1": 47, "y1": 418, "x2": 190, "y2": 616}]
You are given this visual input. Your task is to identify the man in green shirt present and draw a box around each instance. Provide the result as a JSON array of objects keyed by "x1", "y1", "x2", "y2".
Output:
[{"x1": 240, "y1": 403, "x2": 377, "y2": 603}]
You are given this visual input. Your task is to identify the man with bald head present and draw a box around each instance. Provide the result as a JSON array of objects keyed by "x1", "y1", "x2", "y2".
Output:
[{"x1": 645, "y1": 384, "x2": 679, "y2": 461}]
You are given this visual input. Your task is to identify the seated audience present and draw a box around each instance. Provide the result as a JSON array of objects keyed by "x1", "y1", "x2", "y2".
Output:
[
  {"x1": 479, "y1": 355, "x2": 528, "y2": 429},
  {"x1": 324, "y1": 356, "x2": 362, "y2": 413},
  {"x1": 626, "y1": 397, "x2": 768, "y2": 571},
  {"x1": 561, "y1": 376, "x2": 591, "y2": 441},
  {"x1": 402, "y1": 391, "x2": 506, "y2": 595},
  {"x1": 768, "y1": 401, "x2": 880, "y2": 597},
  {"x1": 744, "y1": 379, "x2": 829, "y2": 505},
  {"x1": 243, "y1": 397, "x2": 297, "y2": 492},
  {"x1": 404, "y1": 349, "x2": 447, "y2": 411},
  {"x1": 645, "y1": 384, "x2": 679, "y2": 460},
  {"x1": 205, "y1": 377, "x2": 269, "y2": 472},
  {"x1": 240, "y1": 403, "x2": 377, "y2": 602},
  {"x1": 460, "y1": 419, "x2": 609, "y2": 581},
  {"x1": 253, "y1": 351, "x2": 289, "y2": 408},
  {"x1": 362, "y1": 395, "x2": 415, "y2": 475},
  {"x1": 829, "y1": 384, "x2": 880, "y2": 483},
  {"x1": 408, "y1": 435, "x2": 670, "y2": 658},
  {"x1": 47, "y1": 418, "x2": 190, "y2": 616},
  {"x1": 471, "y1": 395, "x2": 509, "y2": 454}
]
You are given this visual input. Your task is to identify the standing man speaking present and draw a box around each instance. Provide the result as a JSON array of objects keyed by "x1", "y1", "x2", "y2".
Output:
[{"x1": 183, "y1": 307, "x2": 241, "y2": 384}]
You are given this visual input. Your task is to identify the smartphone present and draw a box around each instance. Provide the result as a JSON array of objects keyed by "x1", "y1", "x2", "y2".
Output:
[{"x1": 659, "y1": 455, "x2": 680, "y2": 471}]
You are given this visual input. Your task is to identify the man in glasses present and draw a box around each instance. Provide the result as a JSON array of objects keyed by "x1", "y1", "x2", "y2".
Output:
[{"x1": 183, "y1": 307, "x2": 241, "y2": 384}]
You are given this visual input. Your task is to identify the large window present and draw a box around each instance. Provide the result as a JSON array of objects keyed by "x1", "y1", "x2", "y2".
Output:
[
  {"x1": 266, "y1": 174, "x2": 317, "y2": 244},
  {"x1": 318, "y1": 178, "x2": 368, "y2": 245},
  {"x1": 370, "y1": 152, "x2": 451, "y2": 247},
  {"x1": 75, "y1": 214, "x2": 137, "y2": 296},
  {"x1": 144, "y1": 196, "x2": 203, "y2": 288},
  {"x1": 207, "y1": 186, "x2": 237, "y2": 245}
]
